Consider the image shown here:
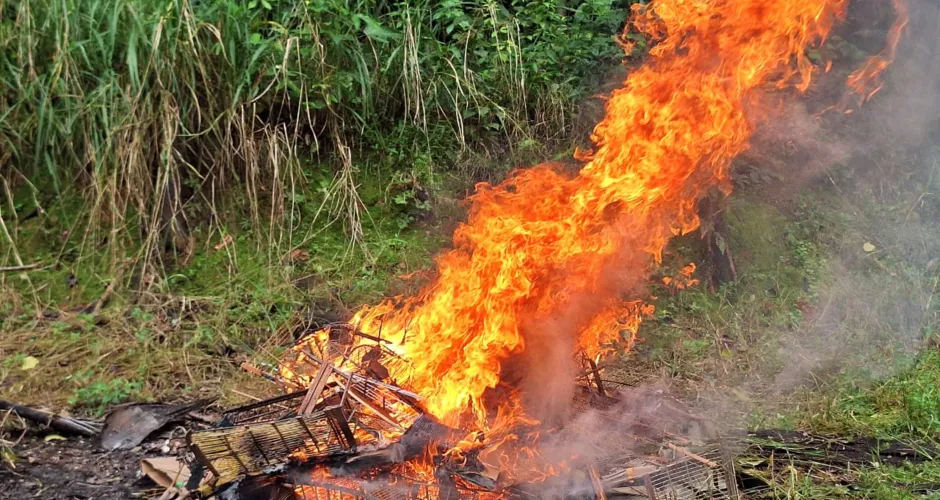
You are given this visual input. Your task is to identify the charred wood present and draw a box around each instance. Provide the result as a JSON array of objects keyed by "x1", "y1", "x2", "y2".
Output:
[{"x1": 0, "y1": 400, "x2": 101, "y2": 437}]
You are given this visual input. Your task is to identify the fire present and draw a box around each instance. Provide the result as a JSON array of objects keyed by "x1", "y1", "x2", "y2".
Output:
[
  {"x1": 260, "y1": 0, "x2": 912, "y2": 495},
  {"x1": 577, "y1": 300, "x2": 651, "y2": 361},
  {"x1": 661, "y1": 262, "x2": 699, "y2": 291},
  {"x1": 343, "y1": 0, "x2": 853, "y2": 428},
  {"x1": 280, "y1": 0, "x2": 906, "y2": 461},
  {"x1": 846, "y1": 0, "x2": 909, "y2": 104}
]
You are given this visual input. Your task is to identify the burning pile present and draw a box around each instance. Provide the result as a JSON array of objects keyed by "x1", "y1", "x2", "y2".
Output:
[
  {"x1": 182, "y1": 0, "x2": 907, "y2": 498},
  {"x1": 188, "y1": 324, "x2": 737, "y2": 499}
]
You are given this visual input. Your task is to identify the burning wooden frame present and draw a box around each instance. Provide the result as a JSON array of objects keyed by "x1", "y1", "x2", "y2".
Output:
[
  {"x1": 183, "y1": 324, "x2": 740, "y2": 499},
  {"x1": 188, "y1": 326, "x2": 424, "y2": 484}
]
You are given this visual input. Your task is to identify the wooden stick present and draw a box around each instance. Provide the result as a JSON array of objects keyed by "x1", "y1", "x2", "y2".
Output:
[
  {"x1": 624, "y1": 465, "x2": 658, "y2": 481},
  {"x1": 0, "y1": 400, "x2": 100, "y2": 437},
  {"x1": 230, "y1": 389, "x2": 262, "y2": 402},
  {"x1": 586, "y1": 356, "x2": 607, "y2": 397},
  {"x1": 0, "y1": 263, "x2": 42, "y2": 273},
  {"x1": 298, "y1": 355, "x2": 335, "y2": 415},
  {"x1": 240, "y1": 362, "x2": 266, "y2": 377},
  {"x1": 90, "y1": 277, "x2": 117, "y2": 315},
  {"x1": 301, "y1": 348, "x2": 420, "y2": 400},
  {"x1": 240, "y1": 362, "x2": 280, "y2": 384},
  {"x1": 240, "y1": 362, "x2": 305, "y2": 391},
  {"x1": 588, "y1": 463, "x2": 607, "y2": 500},
  {"x1": 667, "y1": 442, "x2": 718, "y2": 468},
  {"x1": 345, "y1": 387, "x2": 404, "y2": 431}
]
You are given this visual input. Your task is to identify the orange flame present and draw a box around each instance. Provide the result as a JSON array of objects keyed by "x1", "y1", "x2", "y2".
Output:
[
  {"x1": 342, "y1": 0, "x2": 857, "y2": 428},
  {"x1": 846, "y1": 0, "x2": 909, "y2": 104},
  {"x1": 345, "y1": 0, "x2": 854, "y2": 428},
  {"x1": 577, "y1": 300, "x2": 652, "y2": 361},
  {"x1": 662, "y1": 262, "x2": 699, "y2": 291},
  {"x1": 288, "y1": 1, "x2": 909, "y2": 441},
  {"x1": 276, "y1": 1, "x2": 912, "y2": 493}
]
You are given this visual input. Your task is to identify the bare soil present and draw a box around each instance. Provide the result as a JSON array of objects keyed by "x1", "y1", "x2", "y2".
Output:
[{"x1": 0, "y1": 433, "x2": 157, "y2": 499}]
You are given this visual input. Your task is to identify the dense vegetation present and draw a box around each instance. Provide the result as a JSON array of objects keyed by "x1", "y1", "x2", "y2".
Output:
[{"x1": 0, "y1": 0, "x2": 631, "y2": 308}]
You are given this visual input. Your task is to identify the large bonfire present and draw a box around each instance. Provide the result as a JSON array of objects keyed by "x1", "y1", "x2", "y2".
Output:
[{"x1": 276, "y1": 0, "x2": 907, "y2": 485}]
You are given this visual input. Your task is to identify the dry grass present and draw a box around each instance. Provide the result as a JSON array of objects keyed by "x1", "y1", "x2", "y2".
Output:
[{"x1": 0, "y1": 311, "x2": 270, "y2": 413}]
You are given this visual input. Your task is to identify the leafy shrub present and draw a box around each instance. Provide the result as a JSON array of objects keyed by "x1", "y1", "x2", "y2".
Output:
[{"x1": 69, "y1": 376, "x2": 142, "y2": 416}]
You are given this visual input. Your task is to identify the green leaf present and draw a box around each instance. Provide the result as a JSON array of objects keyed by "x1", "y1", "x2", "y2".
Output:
[
  {"x1": 126, "y1": 30, "x2": 139, "y2": 90},
  {"x1": 0, "y1": 447, "x2": 15, "y2": 468},
  {"x1": 261, "y1": 0, "x2": 272, "y2": 10},
  {"x1": 715, "y1": 234, "x2": 728, "y2": 255},
  {"x1": 359, "y1": 15, "x2": 401, "y2": 43}
]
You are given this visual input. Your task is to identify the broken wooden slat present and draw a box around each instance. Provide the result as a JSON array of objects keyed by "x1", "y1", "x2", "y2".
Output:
[
  {"x1": 298, "y1": 355, "x2": 337, "y2": 415},
  {"x1": 586, "y1": 356, "x2": 607, "y2": 397},
  {"x1": 0, "y1": 400, "x2": 101, "y2": 437},
  {"x1": 588, "y1": 463, "x2": 608, "y2": 500},
  {"x1": 345, "y1": 387, "x2": 404, "y2": 432},
  {"x1": 667, "y1": 442, "x2": 718, "y2": 468}
]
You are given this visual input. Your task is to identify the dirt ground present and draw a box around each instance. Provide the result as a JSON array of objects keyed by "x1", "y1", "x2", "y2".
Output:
[{"x1": 0, "y1": 433, "x2": 159, "y2": 499}]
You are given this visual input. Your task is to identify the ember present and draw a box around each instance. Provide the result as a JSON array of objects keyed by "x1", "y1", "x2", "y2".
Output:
[{"x1": 183, "y1": 0, "x2": 907, "y2": 497}]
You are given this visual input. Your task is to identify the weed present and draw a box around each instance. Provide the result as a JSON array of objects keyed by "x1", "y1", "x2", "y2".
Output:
[
  {"x1": 855, "y1": 459, "x2": 940, "y2": 499},
  {"x1": 805, "y1": 350, "x2": 940, "y2": 438},
  {"x1": 68, "y1": 376, "x2": 142, "y2": 417}
]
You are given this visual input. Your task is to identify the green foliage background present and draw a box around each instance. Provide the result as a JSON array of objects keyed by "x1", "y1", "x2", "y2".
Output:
[
  {"x1": 0, "y1": 0, "x2": 626, "y2": 214},
  {"x1": 0, "y1": 0, "x2": 636, "y2": 308}
]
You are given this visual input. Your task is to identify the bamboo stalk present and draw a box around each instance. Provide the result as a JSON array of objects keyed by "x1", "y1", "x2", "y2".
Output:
[{"x1": 588, "y1": 463, "x2": 607, "y2": 500}]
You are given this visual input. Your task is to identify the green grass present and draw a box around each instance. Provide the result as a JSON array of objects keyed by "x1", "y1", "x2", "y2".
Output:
[
  {"x1": 633, "y1": 196, "x2": 822, "y2": 386},
  {"x1": 0, "y1": 4, "x2": 632, "y2": 407},
  {"x1": 797, "y1": 347, "x2": 940, "y2": 439},
  {"x1": 739, "y1": 461, "x2": 940, "y2": 499},
  {"x1": 754, "y1": 347, "x2": 940, "y2": 498},
  {"x1": 0, "y1": 171, "x2": 452, "y2": 408},
  {"x1": 855, "y1": 460, "x2": 940, "y2": 499}
]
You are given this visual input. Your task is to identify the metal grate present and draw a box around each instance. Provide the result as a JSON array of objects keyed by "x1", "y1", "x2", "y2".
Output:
[
  {"x1": 221, "y1": 391, "x2": 307, "y2": 426},
  {"x1": 646, "y1": 446, "x2": 739, "y2": 500}
]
